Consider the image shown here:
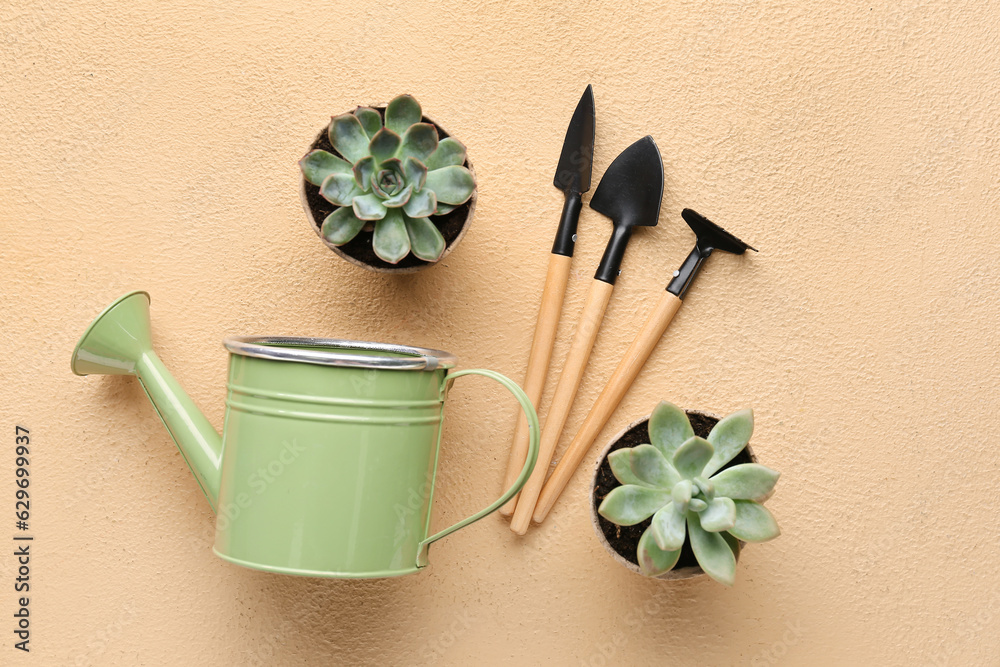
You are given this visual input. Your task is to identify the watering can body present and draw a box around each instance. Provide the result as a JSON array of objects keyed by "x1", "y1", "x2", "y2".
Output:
[
  {"x1": 72, "y1": 292, "x2": 539, "y2": 578},
  {"x1": 218, "y1": 350, "x2": 447, "y2": 577}
]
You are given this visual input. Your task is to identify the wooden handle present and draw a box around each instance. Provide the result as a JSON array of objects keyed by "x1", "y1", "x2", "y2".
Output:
[
  {"x1": 509, "y1": 279, "x2": 616, "y2": 534},
  {"x1": 533, "y1": 290, "x2": 683, "y2": 524},
  {"x1": 499, "y1": 253, "x2": 573, "y2": 517}
]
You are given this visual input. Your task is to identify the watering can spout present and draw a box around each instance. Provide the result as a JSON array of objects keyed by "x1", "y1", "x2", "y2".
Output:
[{"x1": 71, "y1": 291, "x2": 222, "y2": 511}]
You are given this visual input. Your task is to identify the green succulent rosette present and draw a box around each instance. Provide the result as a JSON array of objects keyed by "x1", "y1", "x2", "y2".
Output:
[
  {"x1": 300, "y1": 95, "x2": 475, "y2": 264},
  {"x1": 598, "y1": 401, "x2": 781, "y2": 586}
]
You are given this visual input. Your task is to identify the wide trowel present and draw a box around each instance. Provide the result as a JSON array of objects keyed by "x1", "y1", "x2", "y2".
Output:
[
  {"x1": 532, "y1": 208, "x2": 757, "y2": 523},
  {"x1": 499, "y1": 85, "x2": 595, "y2": 517},
  {"x1": 509, "y1": 136, "x2": 664, "y2": 534}
]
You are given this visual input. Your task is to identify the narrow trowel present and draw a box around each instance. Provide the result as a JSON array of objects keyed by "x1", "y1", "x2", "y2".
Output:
[
  {"x1": 532, "y1": 208, "x2": 757, "y2": 523},
  {"x1": 509, "y1": 135, "x2": 664, "y2": 534},
  {"x1": 499, "y1": 85, "x2": 595, "y2": 517}
]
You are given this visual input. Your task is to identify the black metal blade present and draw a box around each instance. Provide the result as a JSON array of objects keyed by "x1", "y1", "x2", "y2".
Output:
[
  {"x1": 589, "y1": 136, "x2": 664, "y2": 284},
  {"x1": 681, "y1": 208, "x2": 757, "y2": 254},
  {"x1": 590, "y1": 135, "x2": 664, "y2": 229},
  {"x1": 553, "y1": 85, "x2": 596, "y2": 194},
  {"x1": 667, "y1": 209, "x2": 757, "y2": 299}
]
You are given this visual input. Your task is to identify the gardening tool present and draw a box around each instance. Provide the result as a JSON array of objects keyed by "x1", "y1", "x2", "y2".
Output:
[
  {"x1": 500, "y1": 85, "x2": 596, "y2": 517},
  {"x1": 72, "y1": 291, "x2": 540, "y2": 579},
  {"x1": 533, "y1": 208, "x2": 757, "y2": 523},
  {"x1": 509, "y1": 136, "x2": 664, "y2": 534}
]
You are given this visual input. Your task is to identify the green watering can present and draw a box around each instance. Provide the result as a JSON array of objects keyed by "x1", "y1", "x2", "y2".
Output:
[{"x1": 71, "y1": 291, "x2": 539, "y2": 578}]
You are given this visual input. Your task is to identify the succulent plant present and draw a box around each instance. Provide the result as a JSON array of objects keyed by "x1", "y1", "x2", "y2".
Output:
[
  {"x1": 598, "y1": 401, "x2": 780, "y2": 585},
  {"x1": 300, "y1": 94, "x2": 475, "y2": 264}
]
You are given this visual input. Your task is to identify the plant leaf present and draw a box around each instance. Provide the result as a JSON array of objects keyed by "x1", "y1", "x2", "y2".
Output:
[
  {"x1": 650, "y1": 503, "x2": 687, "y2": 551},
  {"x1": 424, "y1": 137, "x2": 467, "y2": 170},
  {"x1": 648, "y1": 401, "x2": 695, "y2": 461},
  {"x1": 382, "y1": 184, "x2": 413, "y2": 209},
  {"x1": 598, "y1": 485, "x2": 671, "y2": 526},
  {"x1": 425, "y1": 166, "x2": 475, "y2": 205},
  {"x1": 354, "y1": 107, "x2": 382, "y2": 138},
  {"x1": 688, "y1": 513, "x2": 737, "y2": 586},
  {"x1": 398, "y1": 123, "x2": 439, "y2": 163},
  {"x1": 353, "y1": 156, "x2": 376, "y2": 191},
  {"x1": 320, "y1": 173, "x2": 362, "y2": 207},
  {"x1": 729, "y1": 500, "x2": 781, "y2": 542},
  {"x1": 435, "y1": 203, "x2": 457, "y2": 215},
  {"x1": 710, "y1": 464, "x2": 780, "y2": 502},
  {"x1": 704, "y1": 409, "x2": 754, "y2": 477},
  {"x1": 328, "y1": 113, "x2": 370, "y2": 163},
  {"x1": 379, "y1": 157, "x2": 403, "y2": 170},
  {"x1": 402, "y1": 157, "x2": 428, "y2": 191},
  {"x1": 372, "y1": 209, "x2": 410, "y2": 264},
  {"x1": 673, "y1": 437, "x2": 714, "y2": 480},
  {"x1": 299, "y1": 150, "x2": 351, "y2": 186},
  {"x1": 672, "y1": 479, "x2": 693, "y2": 511},
  {"x1": 368, "y1": 128, "x2": 402, "y2": 164},
  {"x1": 404, "y1": 216, "x2": 446, "y2": 262},
  {"x1": 352, "y1": 193, "x2": 387, "y2": 221},
  {"x1": 321, "y1": 207, "x2": 366, "y2": 245},
  {"x1": 625, "y1": 444, "x2": 681, "y2": 489},
  {"x1": 698, "y1": 497, "x2": 736, "y2": 532},
  {"x1": 637, "y1": 527, "x2": 681, "y2": 577},
  {"x1": 608, "y1": 449, "x2": 647, "y2": 487},
  {"x1": 403, "y1": 188, "x2": 436, "y2": 218},
  {"x1": 721, "y1": 529, "x2": 741, "y2": 558},
  {"x1": 385, "y1": 94, "x2": 422, "y2": 134},
  {"x1": 371, "y1": 157, "x2": 403, "y2": 198}
]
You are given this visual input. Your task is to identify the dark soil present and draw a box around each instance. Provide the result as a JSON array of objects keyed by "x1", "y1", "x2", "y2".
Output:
[
  {"x1": 302, "y1": 107, "x2": 472, "y2": 271},
  {"x1": 593, "y1": 411, "x2": 754, "y2": 570}
]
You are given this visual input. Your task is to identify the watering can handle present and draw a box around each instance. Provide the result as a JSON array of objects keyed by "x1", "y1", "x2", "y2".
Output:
[{"x1": 416, "y1": 368, "x2": 540, "y2": 567}]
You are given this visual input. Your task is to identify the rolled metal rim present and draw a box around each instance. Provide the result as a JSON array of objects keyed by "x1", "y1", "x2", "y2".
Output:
[{"x1": 223, "y1": 336, "x2": 457, "y2": 371}]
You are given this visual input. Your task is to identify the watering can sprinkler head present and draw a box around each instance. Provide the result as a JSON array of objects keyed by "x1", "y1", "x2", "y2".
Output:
[
  {"x1": 666, "y1": 208, "x2": 757, "y2": 300},
  {"x1": 72, "y1": 292, "x2": 223, "y2": 509},
  {"x1": 71, "y1": 291, "x2": 153, "y2": 377}
]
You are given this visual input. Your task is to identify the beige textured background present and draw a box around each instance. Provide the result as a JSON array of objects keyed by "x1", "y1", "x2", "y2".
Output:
[{"x1": 2, "y1": 1, "x2": 999, "y2": 664}]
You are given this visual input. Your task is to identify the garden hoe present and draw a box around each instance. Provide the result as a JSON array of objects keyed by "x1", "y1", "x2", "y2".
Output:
[
  {"x1": 509, "y1": 135, "x2": 664, "y2": 534},
  {"x1": 500, "y1": 85, "x2": 595, "y2": 517},
  {"x1": 532, "y1": 208, "x2": 757, "y2": 523}
]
